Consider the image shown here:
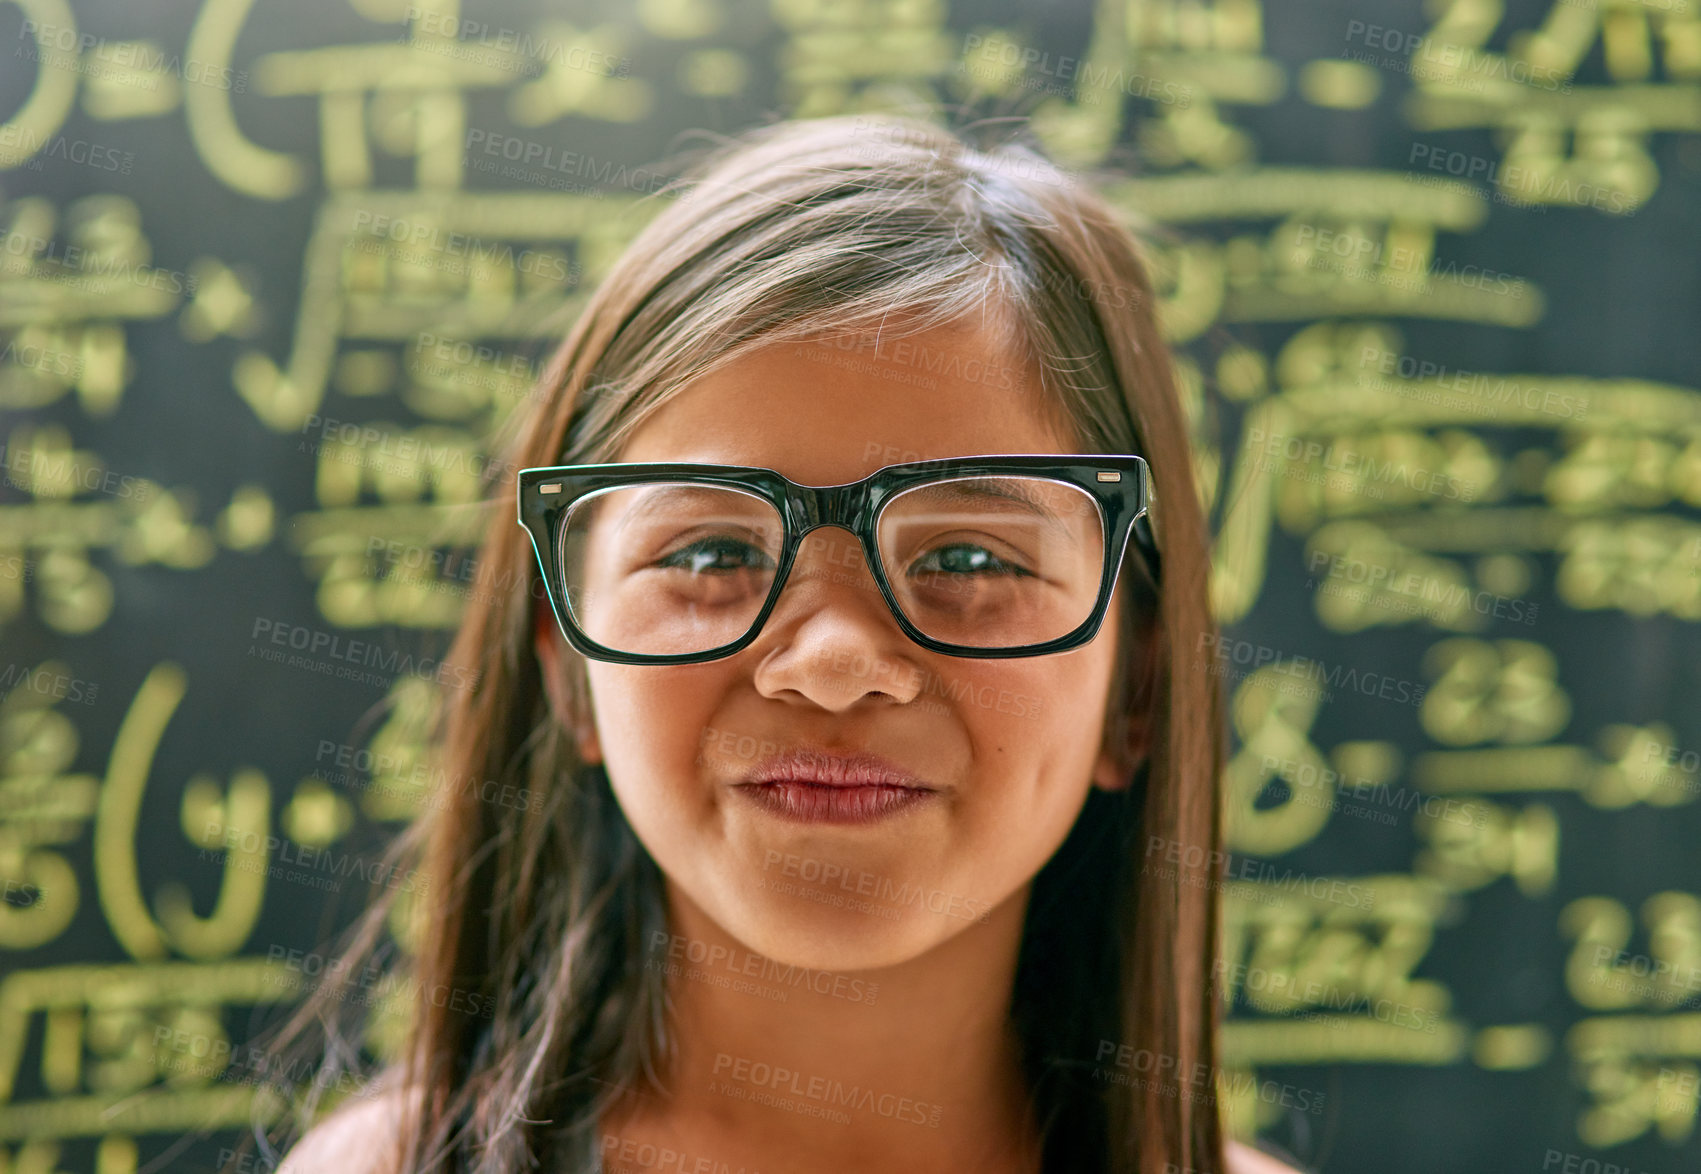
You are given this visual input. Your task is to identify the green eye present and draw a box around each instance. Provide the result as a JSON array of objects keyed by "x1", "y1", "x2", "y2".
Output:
[
  {"x1": 911, "y1": 544, "x2": 1031, "y2": 577},
  {"x1": 657, "y1": 537, "x2": 775, "y2": 574}
]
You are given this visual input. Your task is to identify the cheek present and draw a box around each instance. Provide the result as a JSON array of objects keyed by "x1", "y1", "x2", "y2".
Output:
[
  {"x1": 584, "y1": 666, "x2": 715, "y2": 809},
  {"x1": 967, "y1": 648, "x2": 1113, "y2": 758},
  {"x1": 940, "y1": 667, "x2": 1103, "y2": 909},
  {"x1": 950, "y1": 656, "x2": 1112, "y2": 824}
]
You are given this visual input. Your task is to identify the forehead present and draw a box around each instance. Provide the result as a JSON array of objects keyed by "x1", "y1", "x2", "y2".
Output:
[{"x1": 614, "y1": 322, "x2": 1075, "y2": 484}]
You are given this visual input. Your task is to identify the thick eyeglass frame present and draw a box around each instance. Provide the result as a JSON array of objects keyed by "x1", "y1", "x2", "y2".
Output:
[{"x1": 517, "y1": 454, "x2": 1161, "y2": 665}]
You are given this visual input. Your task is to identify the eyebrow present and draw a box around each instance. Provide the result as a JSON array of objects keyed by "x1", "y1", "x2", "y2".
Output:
[
  {"x1": 607, "y1": 484, "x2": 777, "y2": 534},
  {"x1": 886, "y1": 478, "x2": 1088, "y2": 551},
  {"x1": 600, "y1": 476, "x2": 1091, "y2": 549}
]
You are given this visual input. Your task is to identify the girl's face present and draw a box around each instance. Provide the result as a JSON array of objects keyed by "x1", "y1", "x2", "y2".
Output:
[{"x1": 572, "y1": 323, "x2": 1137, "y2": 973}]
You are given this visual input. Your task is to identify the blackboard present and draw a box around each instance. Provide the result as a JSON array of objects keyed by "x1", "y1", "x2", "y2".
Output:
[{"x1": 2, "y1": 0, "x2": 1699, "y2": 1170}]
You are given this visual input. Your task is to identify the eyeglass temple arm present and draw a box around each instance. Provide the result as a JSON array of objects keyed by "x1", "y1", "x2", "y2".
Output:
[{"x1": 1130, "y1": 510, "x2": 1162, "y2": 585}]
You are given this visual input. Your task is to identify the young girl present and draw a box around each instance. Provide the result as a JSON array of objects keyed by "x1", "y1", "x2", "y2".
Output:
[{"x1": 265, "y1": 112, "x2": 1304, "y2": 1174}]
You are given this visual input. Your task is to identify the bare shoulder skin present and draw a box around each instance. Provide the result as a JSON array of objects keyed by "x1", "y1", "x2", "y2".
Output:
[
  {"x1": 275, "y1": 1079, "x2": 413, "y2": 1174},
  {"x1": 278, "y1": 1089, "x2": 1304, "y2": 1174},
  {"x1": 1226, "y1": 1138, "x2": 1310, "y2": 1174}
]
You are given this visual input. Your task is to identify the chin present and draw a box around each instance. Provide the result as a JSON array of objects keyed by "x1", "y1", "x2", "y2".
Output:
[{"x1": 724, "y1": 895, "x2": 956, "y2": 973}]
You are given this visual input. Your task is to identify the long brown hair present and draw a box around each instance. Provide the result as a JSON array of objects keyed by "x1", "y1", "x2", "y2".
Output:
[{"x1": 247, "y1": 110, "x2": 1227, "y2": 1174}]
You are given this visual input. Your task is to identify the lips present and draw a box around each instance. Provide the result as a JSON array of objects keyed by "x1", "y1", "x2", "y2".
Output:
[
  {"x1": 739, "y1": 747, "x2": 935, "y2": 790},
  {"x1": 731, "y1": 747, "x2": 940, "y2": 824}
]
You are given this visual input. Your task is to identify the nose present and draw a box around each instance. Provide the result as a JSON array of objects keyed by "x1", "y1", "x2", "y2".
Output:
[{"x1": 747, "y1": 525, "x2": 927, "y2": 712}]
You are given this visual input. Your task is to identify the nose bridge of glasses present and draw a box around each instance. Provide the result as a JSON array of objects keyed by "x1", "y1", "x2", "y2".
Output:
[
  {"x1": 784, "y1": 478, "x2": 861, "y2": 529},
  {"x1": 789, "y1": 525, "x2": 878, "y2": 584},
  {"x1": 778, "y1": 481, "x2": 883, "y2": 592}
]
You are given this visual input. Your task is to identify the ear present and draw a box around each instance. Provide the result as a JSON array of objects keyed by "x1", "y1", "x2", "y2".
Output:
[
  {"x1": 1091, "y1": 707, "x2": 1149, "y2": 793},
  {"x1": 534, "y1": 606, "x2": 601, "y2": 764},
  {"x1": 1091, "y1": 615, "x2": 1157, "y2": 793}
]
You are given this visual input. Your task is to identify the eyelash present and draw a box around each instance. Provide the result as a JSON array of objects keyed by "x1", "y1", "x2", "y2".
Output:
[
  {"x1": 657, "y1": 536, "x2": 774, "y2": 574},
  {"x1": 656, "y1": 535, "x2": 1033, "y2": 579},
  {"x1": 911, "y1": 543, "x2": 1031, "y2": 578}
]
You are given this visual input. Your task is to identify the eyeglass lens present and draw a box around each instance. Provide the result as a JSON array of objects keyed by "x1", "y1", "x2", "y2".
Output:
[{"x1": 557, "y1": 475, "x2": 1107, "y2": 656}]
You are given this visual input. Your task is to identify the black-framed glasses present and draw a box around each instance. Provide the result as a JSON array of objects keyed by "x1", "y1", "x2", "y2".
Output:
[{"x1": 517, "y1": 454, "x2": 1160, "y2": 665}]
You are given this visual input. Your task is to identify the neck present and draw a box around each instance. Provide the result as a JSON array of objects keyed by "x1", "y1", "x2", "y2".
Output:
[{"x1": 608, "y1": 882, "x2": 1043, "y2": 1173}]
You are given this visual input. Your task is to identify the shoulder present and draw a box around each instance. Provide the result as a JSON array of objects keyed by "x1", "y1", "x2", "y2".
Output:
[
  {"x1": 1225, "y1": 1139, "x2": 1310, "y2": 1174},
  {"x1": 277, "y1": 1076, "x2": 417, "y2": 1174}
]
